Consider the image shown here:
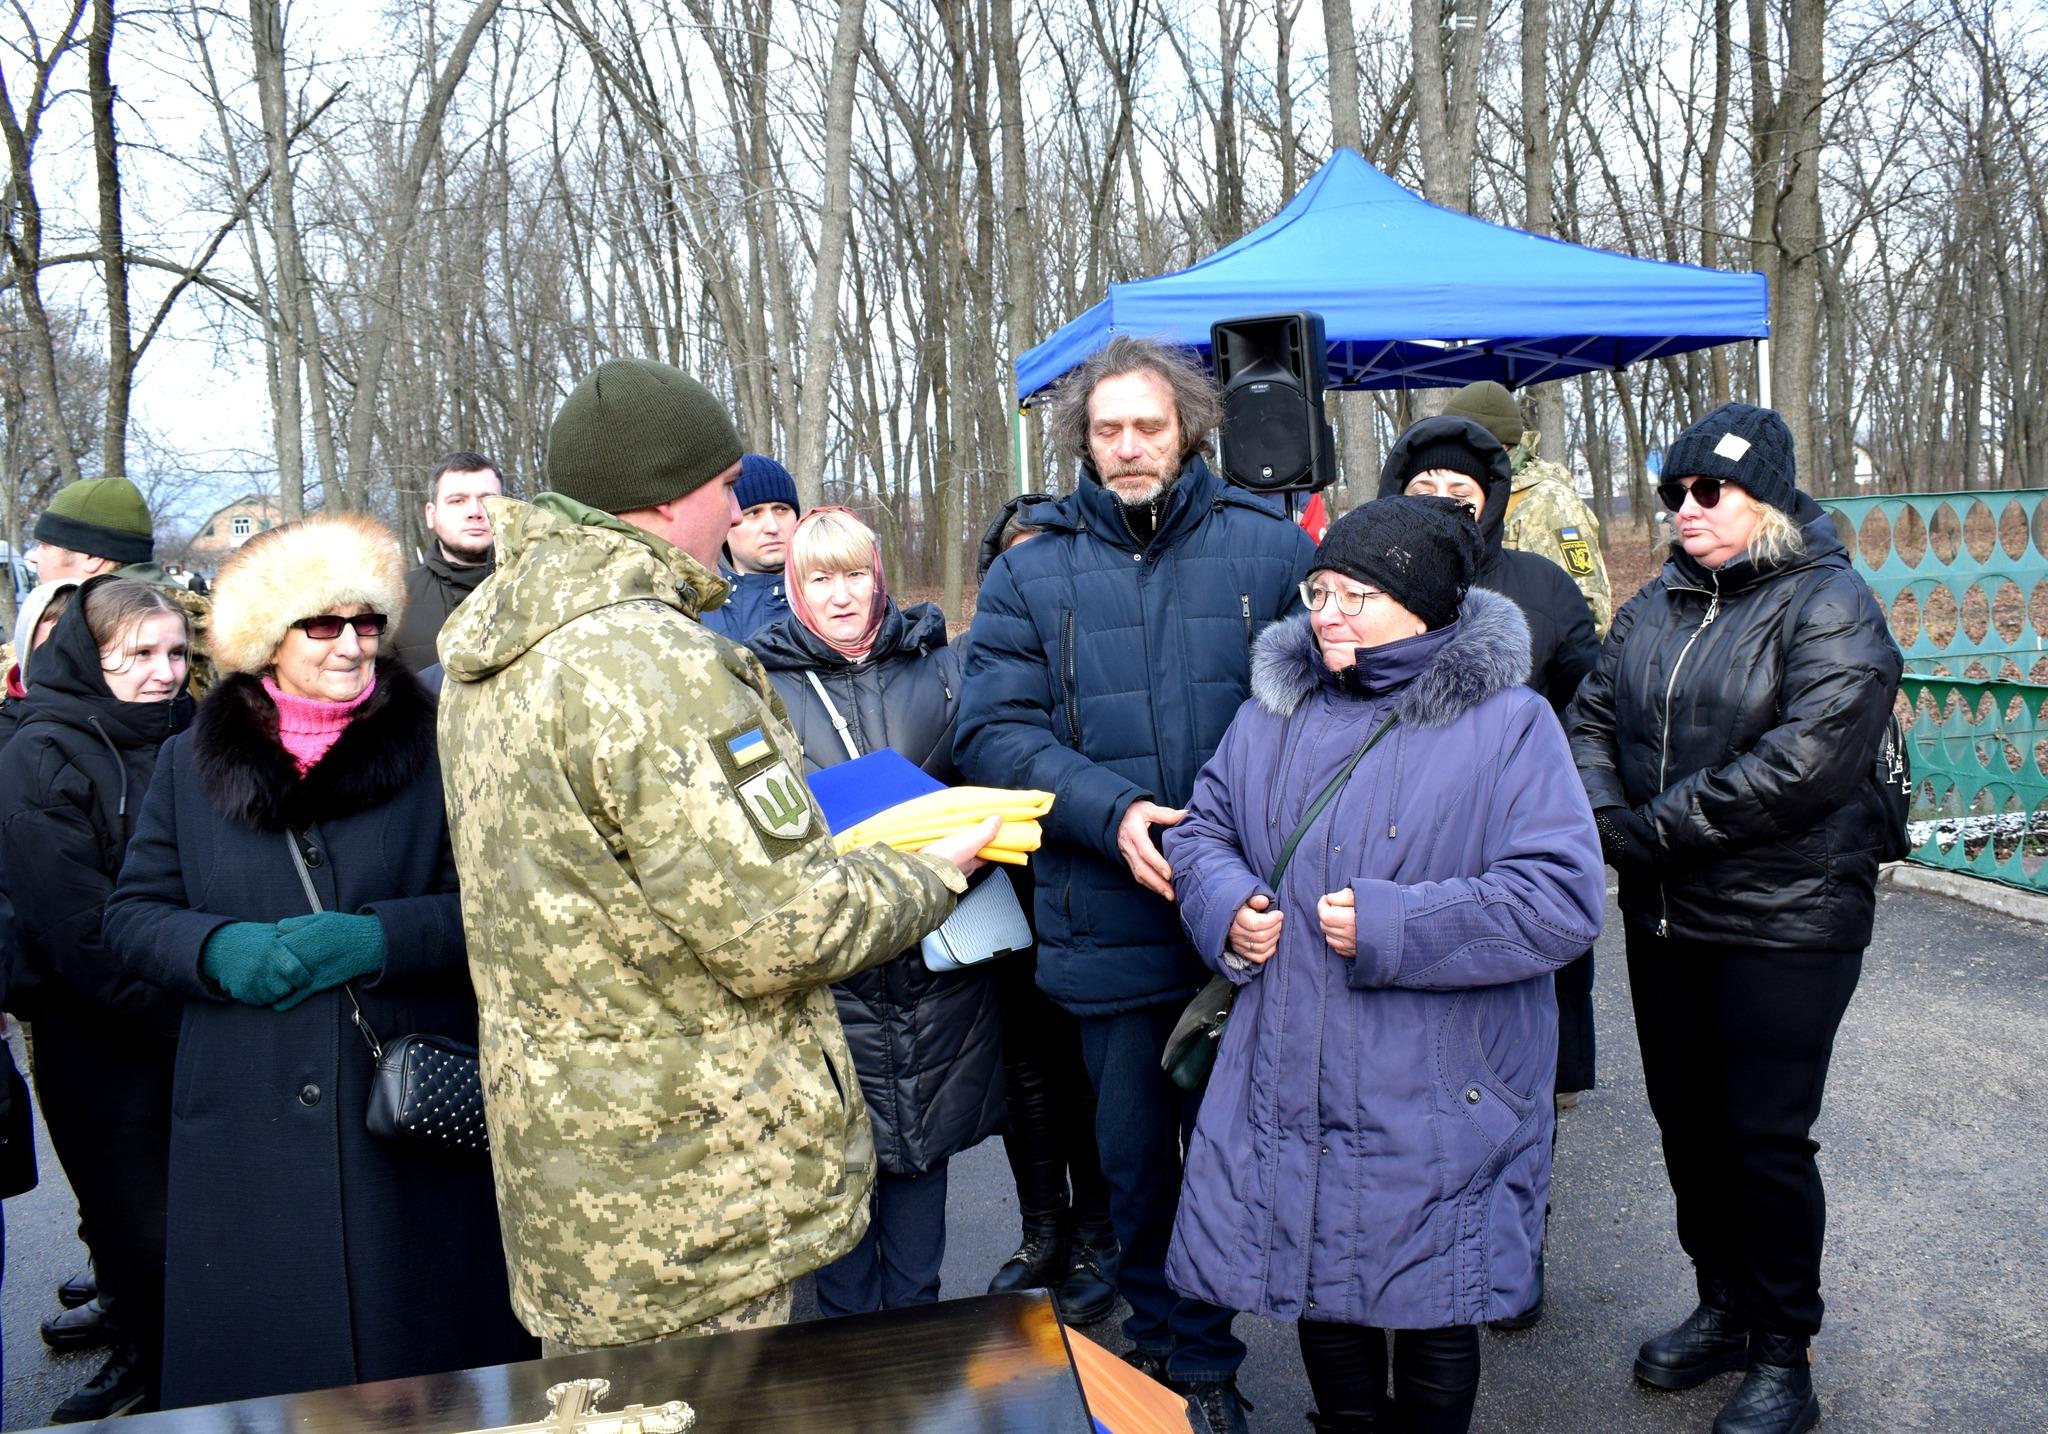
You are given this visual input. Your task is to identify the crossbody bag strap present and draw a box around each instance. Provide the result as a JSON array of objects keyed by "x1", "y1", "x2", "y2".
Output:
[
  {"x1": 804, "y1": 670, "x2": 863, "y2": 762},
  {"x1": 1268, "y1": 713, "x2": 1399, "y2": 888},
  {"x1": 283, "y1": 829, "x2": 381, "y2": 1059}
]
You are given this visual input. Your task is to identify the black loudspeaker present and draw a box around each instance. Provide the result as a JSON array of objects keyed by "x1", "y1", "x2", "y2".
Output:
[{"x1": 1212, "y1": 311, "x2": 1336, "y2": 495}]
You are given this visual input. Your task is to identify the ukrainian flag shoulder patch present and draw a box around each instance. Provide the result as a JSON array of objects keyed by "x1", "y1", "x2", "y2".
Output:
[{"x1": 726, "y1": 727, "x2": 771, "y2": 767}]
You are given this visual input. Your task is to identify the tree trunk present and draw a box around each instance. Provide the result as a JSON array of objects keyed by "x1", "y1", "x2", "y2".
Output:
[
  {"x1": 991, "y1": 0, "x2": 1035, "y2": 490},
  {"x1": 88, "y1": 0, "x2": 130, "y2": 482},
  {"x1": 791, "y1": 0, "x2": 869, "y2": 507},
  {"x1": 248, "y1": 0, "x2": 308, "y2": 517},
  {"x1": 1770, "y1": 0, "x2": 1824, "y2": 480},
  {"x1": 339, "y1": 0, "x2": 505, "y2": 509}
]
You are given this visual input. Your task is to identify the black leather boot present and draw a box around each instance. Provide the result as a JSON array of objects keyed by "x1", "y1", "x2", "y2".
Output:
[
  {"x1": 1055, "y1": 1225, "x2": 1119, "y2": 1325},
  {"x1": 1713, "y1": 1332, "x2": 1819, "y2": 1434},
  {"x1": 1633, "y1": 1282, "x2": 1750, "y2": 1390},
  {"x1": 56, "y1": 1262, "x2": 97, "y2": 1310},
  {"x1": 41, "y1": 1294, "x2": 119, "y2": 1353},
  {"x1": 1306, "y1": 1411, "x2": 1379, "y2": 1431},
  {"x1": 988, "y1": 1221, "x2": 1068, "y2": 1296}
]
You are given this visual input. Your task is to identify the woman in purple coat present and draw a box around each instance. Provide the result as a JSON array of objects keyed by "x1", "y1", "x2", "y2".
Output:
[{"x1": 1162, "y1": 497, "x2": 1605, "y2": 1433}]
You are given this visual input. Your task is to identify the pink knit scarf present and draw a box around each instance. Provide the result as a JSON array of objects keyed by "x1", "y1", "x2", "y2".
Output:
[{"x1": 261, "y1": 672, "x2": 377, "y2": 775}]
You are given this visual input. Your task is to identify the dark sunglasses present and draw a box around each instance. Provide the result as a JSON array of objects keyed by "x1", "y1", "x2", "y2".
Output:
[
  {"x1": 1658, "y1": 476, "x2": 1732, "y2": 512},
  {"x1": 290, "y1": 612, "x2": 389, "y2": 640}
]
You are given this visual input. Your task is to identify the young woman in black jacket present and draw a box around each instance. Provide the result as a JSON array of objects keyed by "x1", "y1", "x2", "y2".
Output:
[
  {"x1": 749, "y1": 507, "x2": 1005, "y2": 1317},
  {"x1": 1567, "y1": 404, "x2": 1903, "y2": 1434},
  {"x1": 0, "y1": 576, "x2": 194, "y2": 1418}
]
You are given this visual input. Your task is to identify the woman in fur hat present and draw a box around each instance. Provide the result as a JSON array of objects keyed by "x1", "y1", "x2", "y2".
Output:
[{"x1": 105, "y1": 513, "x2": 535, "y2": 1409}]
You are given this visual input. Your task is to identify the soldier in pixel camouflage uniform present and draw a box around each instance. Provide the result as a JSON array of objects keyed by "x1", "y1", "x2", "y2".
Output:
[
  {"x1": 1445, "y1": 381, "x2": 1614, "y2": 638},
  {"x1": 436, "y1": 358, "x2": 996, "y2": 1352}
]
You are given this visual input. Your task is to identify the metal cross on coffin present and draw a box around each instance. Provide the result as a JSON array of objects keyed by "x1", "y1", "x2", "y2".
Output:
[{"x1": 469, "y1": 1378, "x2": 696, "y2": 1434}]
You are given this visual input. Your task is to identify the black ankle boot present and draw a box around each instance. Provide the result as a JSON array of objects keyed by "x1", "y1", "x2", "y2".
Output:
[
  {"x1": 988, "y1": 1224, "x2": 1067, "y2": 1296},
  {"x1": 1713, "y1": 1332, "x2": 1819, "y2": 1434},
  {"x1": 1055, "y1": 1227, "x2": 1118, "y2": 1324},
  {"x1": 1633, "y1": 1285, "x2": 1750, "y2": 1390},
  {"x1": 1305, "y1": 1411, "x2": 1378, "y2": 1432}
]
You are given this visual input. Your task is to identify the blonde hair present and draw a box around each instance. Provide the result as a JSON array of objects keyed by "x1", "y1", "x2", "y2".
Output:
[
  {"x1": 1743, "y1": 500, "x2": 1807, "y2": 567},
  {"x1": 789, "y1": 509, "x2": 880, "y2": 582}
]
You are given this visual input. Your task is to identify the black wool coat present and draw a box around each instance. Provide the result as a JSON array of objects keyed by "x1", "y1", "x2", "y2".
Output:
[
  {"x1": 753, "y1": 601, "x2": 1006, "y2": 1176},
  {"x1": 1566, "y1": 496, "x2": 1904, "y2": 951},
  {"x1": 105, "y1": 660, "x2": 536, "y2": 1409}
]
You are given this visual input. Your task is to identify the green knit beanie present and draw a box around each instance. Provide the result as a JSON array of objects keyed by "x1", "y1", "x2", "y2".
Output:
[
  {"x1": 34, "y1": 477, "x2": 154, "y2": 565},
  {"x1": 1442, "y1": 381, "x2": 1526, "y2": 452},
  {"x1": 546, "y1": 359, "x2": 743, "y2": 514}
]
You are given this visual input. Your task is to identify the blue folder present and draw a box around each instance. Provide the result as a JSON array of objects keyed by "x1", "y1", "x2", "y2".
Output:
[{"x1": 805, "y1": 748, "x2": 945, "y2": 834}]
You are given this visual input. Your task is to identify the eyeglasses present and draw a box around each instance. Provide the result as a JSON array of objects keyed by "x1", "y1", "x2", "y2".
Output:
[
  {"x1": 290, "y1": 613, "x2": 389, "y2": 640},
  {"x1": 1299, "y1": 581, "x2": 1384, "y2": 617},
  {"x1": 1658, "y1": 476, "x2": 1730, "y2": 512}
]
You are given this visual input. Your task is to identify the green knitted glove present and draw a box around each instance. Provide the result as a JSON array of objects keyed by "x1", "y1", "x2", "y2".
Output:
[
  {"x1": 201, "y1": 923, "x2": 311, "y2": 1007},
  {"x1": 271, "y1": 912, "x2": 387, "y2": 1010}
]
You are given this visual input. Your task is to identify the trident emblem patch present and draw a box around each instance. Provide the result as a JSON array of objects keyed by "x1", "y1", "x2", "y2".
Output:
[{"x1": 738, "y1": 761, "x2": 813, "y2": 842}]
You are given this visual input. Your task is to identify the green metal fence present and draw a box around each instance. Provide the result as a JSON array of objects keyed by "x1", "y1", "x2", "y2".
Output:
[{"x1": 1821, "y1": 490, "x2": 2048, "y2": 890}]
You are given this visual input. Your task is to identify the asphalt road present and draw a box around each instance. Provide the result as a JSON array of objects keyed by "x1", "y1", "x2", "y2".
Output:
[{"x1": 5, "y1": 881, "x2": 2044, "y2": 1431}]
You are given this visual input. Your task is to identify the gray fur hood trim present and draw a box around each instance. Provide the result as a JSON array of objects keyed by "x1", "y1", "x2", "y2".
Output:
[{"x1": 1250, "y1": 587, "x2": 1532, "y2": 727}]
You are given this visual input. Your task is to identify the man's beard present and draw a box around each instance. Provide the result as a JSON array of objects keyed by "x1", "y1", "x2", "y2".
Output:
[
  {"x1": 437, "y1": 534, "x2": 493, "y2": 565},
  {"x1": 1103, "y1": 467, "x2": 1171, "y2": 506}
]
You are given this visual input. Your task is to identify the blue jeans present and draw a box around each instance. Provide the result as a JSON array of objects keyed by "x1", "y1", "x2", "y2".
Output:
[
  {"x1": 1079, "y1": 1003, "x2": 1244, "y2": 1383},
  {"x1": 814, "y1": 1162, "x2": 951, "y2": 1316}
]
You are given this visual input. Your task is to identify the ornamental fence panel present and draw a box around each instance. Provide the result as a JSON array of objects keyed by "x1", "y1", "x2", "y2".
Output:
[{"x1": 1820, "y1": 490, "x2": 2048, "y2": 891}]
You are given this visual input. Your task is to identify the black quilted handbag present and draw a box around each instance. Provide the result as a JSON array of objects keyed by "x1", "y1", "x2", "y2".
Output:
[
  {"x1": 355, "y1": 1015, "x2": 490, "y2": 1155},
  {"x1": 287, "y1": 830, "x2": 489, "y2": 1157}
]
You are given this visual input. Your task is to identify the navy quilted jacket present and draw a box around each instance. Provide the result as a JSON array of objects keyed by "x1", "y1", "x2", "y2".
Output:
[{"x1": 954, "y1": 457, "x2": 1314, "y2": 1014}]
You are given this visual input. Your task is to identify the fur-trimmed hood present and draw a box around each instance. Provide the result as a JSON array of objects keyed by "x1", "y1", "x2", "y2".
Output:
[
  {"x1": 1250, "y1": 586, "x2": 1531, "y2": 727},
  {"x1": 209, "y1": 513, "x2": 407, "y2": 675},
  {"x1": 190, "y1": 659, "x2": 436, "y2": 830}
]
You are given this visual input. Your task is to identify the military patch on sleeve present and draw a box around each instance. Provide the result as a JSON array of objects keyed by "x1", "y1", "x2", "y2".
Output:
[
  {"x1": 1557, "y1": 527, "x2": 1596, "y2": 577},
  {"x1": 712, "y1": 723, "x2": 815, "y2": 856}
]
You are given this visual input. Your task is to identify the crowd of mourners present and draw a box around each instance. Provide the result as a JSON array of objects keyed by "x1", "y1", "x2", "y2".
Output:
[{"x1": 0, "y1": 338, "x2": 1902, "y2": 1434}]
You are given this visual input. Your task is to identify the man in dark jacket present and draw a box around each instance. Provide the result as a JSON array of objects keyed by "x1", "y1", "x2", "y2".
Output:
[
  {"x1": 391, "y1": 451, "x2": 502, "y2": 672},
  {"x1": 700, "y1": 454, "x2": 800, "y2": 642},
  {"x1": 956, "y1": 335, "x2": 1313, "y2": 1434}
]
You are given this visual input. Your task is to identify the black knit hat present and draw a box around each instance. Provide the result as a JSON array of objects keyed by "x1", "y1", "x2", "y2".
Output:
[
  {"x1": 546, "y1": 358, "x2": 743, "y2": 514},
  {"x1": 1661, "y1": 402, "x2": 1798, "y2": 514},
  {"x1": 1311, "y1": 495, "x2": 1485, "y2": 631},
  {"x1": 1392, "y1": 438, "x2": 1492, "y2": 491}
]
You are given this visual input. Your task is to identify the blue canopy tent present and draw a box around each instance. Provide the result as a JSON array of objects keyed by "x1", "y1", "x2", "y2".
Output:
[{"x1": 1015, "y1": 148, "x2": 1769, "y2": 404}]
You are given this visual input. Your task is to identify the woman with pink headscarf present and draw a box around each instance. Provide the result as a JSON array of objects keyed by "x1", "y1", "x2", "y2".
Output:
[{"x1": 748, "y1": 508, "x2": 1005, "y2": 1317}]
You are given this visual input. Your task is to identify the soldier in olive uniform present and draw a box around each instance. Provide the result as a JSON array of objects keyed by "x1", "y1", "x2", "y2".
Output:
[
  {"x1": 437, "y1": 358, "x2": 996, "y2": 1352},
  {"x1": 1445, "y1": 381, "x2": 1614, "y2": 638}
]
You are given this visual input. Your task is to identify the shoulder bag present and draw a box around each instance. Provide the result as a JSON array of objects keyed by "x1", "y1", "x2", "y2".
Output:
[
  {"x1": 285, "y1": 832, "x2": 489, "y2": 1156},
  {"x1": 1161, "y1": 712, "x2": 1399, "y2": 1092}
]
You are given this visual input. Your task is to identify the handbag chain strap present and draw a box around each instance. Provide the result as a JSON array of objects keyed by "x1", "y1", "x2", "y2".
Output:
[
  {"x1": 282, "y1": 829, "x2": 382, "y2": 1060},
  {"x1": 1267, "y1": 713, "x2": 1399, "y2": 888}
]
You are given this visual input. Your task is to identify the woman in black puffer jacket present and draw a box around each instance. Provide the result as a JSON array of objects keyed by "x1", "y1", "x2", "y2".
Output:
[
  {"x1": 750, "y1": 507, "x2": 1004, "y2": 1318},
  {"x1": 1566, "y1": 404, "x2": 1901, "y2": 1434},
  {"x1": 0, "y1": 577, "x2": 195, "y2": 1414}
]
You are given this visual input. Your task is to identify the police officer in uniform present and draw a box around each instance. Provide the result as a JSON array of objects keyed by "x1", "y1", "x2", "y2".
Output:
[{"x1": 436, "y1": 358, "x2": 996, "y2": 1352}]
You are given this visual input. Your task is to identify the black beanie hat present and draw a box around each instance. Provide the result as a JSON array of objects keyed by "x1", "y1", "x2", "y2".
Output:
[
  {"x1": 1393, "y1": 438, "x2": 1492, "y2": 491},
  {"x1": 1310, "y1": 495, "x2": 1485, "y2": 631},
  {"x1": 1660, "y1": 402, "x2": 1798, "y2": 514},
  {"x1": 547, "y1": 358, "x2": 744, "y2": 514}
]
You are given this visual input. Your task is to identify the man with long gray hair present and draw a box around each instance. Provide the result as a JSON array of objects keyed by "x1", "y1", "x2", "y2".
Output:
[{"x1": 956, "y1": 335, "x2": 1313, "y2": 1434}]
